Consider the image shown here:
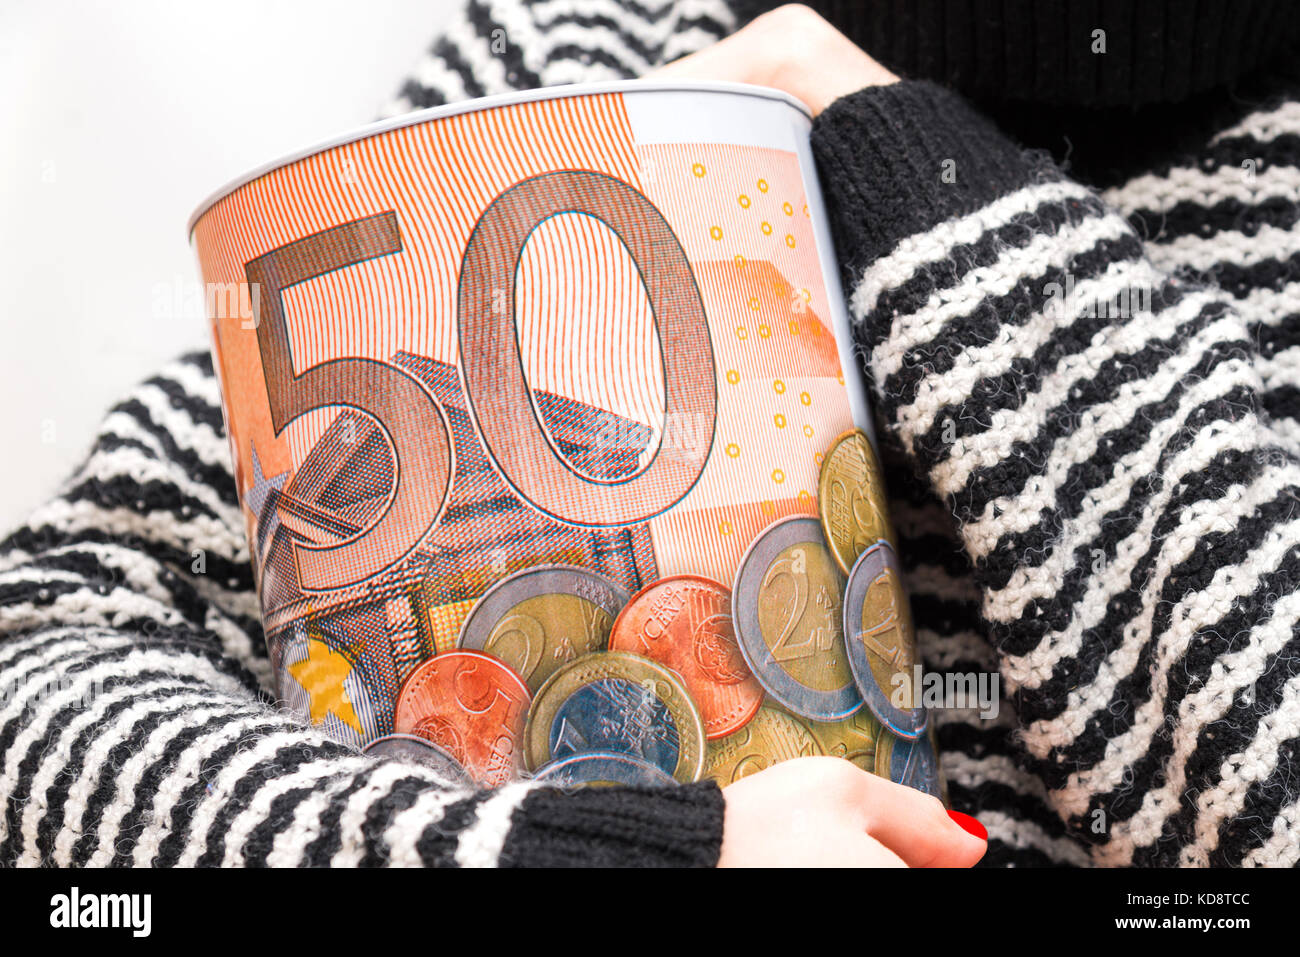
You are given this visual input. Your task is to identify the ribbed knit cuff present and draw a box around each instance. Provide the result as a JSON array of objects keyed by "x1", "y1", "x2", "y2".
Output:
[
  {"x1": 810, "y1": 79, "x2": 1045, "y2": 276},
  {"x1": 499, "y1": 781, "x2": 726, "y2": 867}
]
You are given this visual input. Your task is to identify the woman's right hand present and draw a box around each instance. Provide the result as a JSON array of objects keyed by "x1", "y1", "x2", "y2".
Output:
[{"x1": 717, "y1": 757, "x2": 987, "y2": 867}]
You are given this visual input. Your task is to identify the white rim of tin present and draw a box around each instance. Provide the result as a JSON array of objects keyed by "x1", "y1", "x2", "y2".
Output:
[{"x1": 186, "y1": 79, "x2": 812, "y2": 238}]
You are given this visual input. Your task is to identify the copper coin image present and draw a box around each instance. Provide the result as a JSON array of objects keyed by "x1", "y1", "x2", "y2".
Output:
[
  {"x1": 608, "y1": 575, "x2": 763, "y2": 739},
  {"x1": 394, "y1": 650, "x2": 532, "y2": 787}
]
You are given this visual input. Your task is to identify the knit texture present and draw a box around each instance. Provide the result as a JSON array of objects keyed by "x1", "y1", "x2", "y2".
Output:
[{"x1": 3, "y1": 0, "x2": 1300, "y2": 868}]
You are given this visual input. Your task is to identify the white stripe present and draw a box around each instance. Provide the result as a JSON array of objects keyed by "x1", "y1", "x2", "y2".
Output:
[
  {"x1": 1143, "y1": 222, "x2": 1300, "y2": 274},
  {"x1": 455, "y1": 781, "x2": 533, "y2": 867},
  {"x1": 69, "y1": 445, "x2": 242, "y2": 529},
  {"x1": 1209, "y1": 100, "x2": 1300, "y2": 144},
  {"x1": 15, "y1": 675, "x2": 212, "y2": 866},
  {"x1": 218, "y1": 759, "x2": 360, "y2": 866},
  {"x1": 382, "y1": 785, "x2": 471, "y2": 867},
  {"x1": 327, "y1": 762, "x2": 435, "y2": 867},
  {"x1": 1052, "y1": 501, "x2": 1300, "y2": 821},
  {"x1": 959, "y1": 311, "x2": 1249, "y2": 559},
  {"x1": 21, "y1": 498, "x2": 247, "y2": 563},
  {"x1": 129, "y1": 713, "x2": 308, "y2": 866},
  {"x1": 85, "y1": 697, "x2": 256, "y2": 867},
  {"x1": 869, "y1": 213, "x2": 1133, "y2": 385},
  {"x1": 1102, "y1": 163, "x2": 1300, "y2": 217},
  {"x1": 849, "y1": 180, "x2": 1093, "y2": 318},
  {"x1": 1094, "y1": 582, "x2": 1300, "y2": 865},
  {"x1": 977, "y1": 809, "x2": 1094, "y2": 866},
  {"x1": 263, "y1": 771, "x2": 367, "y2": 867},
  {"x1": 1174, "y1": 668, "x2": 1300, "y2": 867},
  {"x1": 893, "y1": 260, "x2": 1169, "y2": 453},
  {"x1": 174, "y1": 730, "x2": 332, "y2": 866}
]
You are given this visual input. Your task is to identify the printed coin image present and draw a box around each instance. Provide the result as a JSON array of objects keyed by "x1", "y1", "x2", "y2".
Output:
[
  {"x1": 394, "y1": 650, "x2": 532, "y2": 787},
  {"x1": 533, "y1": 751, "x2": 676, "y2": 788},
  {"x1": 362, "y1": 733, "x2": 472, "y2": 786},
  {"x1": 524, "y1": 651, "x2": 705, "y2": 783},
  {"x1": 458, "y1": 564, "x2": 630, "y2": 693},
  {"x1": 705, "y1": 705, "x2": 823, "y2": 785},
  {"x1": 809, "y1": 707, "x2": 882, "y2": 772},
  {"x1": 732, "y1": 515, "x2": 863, "y2": 721},
  {"x1": 843, "y1": 540, "x2": 926, "y2": 739},
  {"x1": 608, "y1": 575, "x2": 763, "y2": 739},
  {"x1": 818, "y1": 429, "x2": 894, "y2": 575},
  {"x1": 875, "y1": 723, "x2": 941, "y2": 799}
]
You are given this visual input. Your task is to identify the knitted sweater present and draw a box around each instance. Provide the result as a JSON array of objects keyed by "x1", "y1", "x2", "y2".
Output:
[{"x1": 4, "y1": 0, "x2": 1300, "y2": 867}]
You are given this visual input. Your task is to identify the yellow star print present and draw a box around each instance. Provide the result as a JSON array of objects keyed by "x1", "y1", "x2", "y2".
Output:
[{"x1": 287, "y1": 638, "x2": 363, "y2": 734}]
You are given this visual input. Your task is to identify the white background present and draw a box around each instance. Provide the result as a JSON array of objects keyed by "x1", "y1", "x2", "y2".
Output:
[{"x1": 0, "y1": 0, "x2": 456, "y2": 531}]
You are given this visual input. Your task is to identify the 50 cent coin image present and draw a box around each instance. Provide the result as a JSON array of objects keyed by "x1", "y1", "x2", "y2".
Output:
[
  {"x1": 608, "y1": 575, "x2": 763, "y2": 739},
  {"x1": 457, "y1": 564, "x2": 630, "y2": 693},
  {"x1": 875, "y1": 725, "x2": 941, "y2": 799},
  {"x1": 818, "y1": 429, "x2": 894, "y2": 575},
  {"x1": 705, "y1": 705, "x2": 823, "y2": 784},
  {"x1": 394, "y1": 650, "x2": 532, "y2": 787},
  {"x1": 733, "y1": 516, "x2": 863, "y2": 721},
  {"x1": 533, "y1": 751, "x2": 676, "y2": 787},
  {"x1": 524, "y1": 651, "x2": 705, "y2": 782},
  {"x1": 843, "y1": 540, "x2": 926, "y2": 739},
  {"x1": 808, "y1": 707, "x2": 881, "y2": 772}
]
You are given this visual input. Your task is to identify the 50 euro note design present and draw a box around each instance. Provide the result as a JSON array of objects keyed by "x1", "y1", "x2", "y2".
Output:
[{"x1": 193, "y1": 88, "x2": 934, "y2": 795}]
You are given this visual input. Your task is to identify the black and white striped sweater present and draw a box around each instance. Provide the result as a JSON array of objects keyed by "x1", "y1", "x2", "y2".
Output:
[{"x1": 4, "y1": 0, "x2": 1300, "y2": 867}]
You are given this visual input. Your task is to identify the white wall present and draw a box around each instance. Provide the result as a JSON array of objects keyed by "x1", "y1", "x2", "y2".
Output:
[{"x1": 0, "y1": 0, "x2": 455, "y2": 531}]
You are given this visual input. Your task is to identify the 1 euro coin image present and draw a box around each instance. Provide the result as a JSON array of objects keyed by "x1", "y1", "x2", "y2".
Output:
[{"x1": 523, "y1": 650, "x2": 706, "y2": 783}]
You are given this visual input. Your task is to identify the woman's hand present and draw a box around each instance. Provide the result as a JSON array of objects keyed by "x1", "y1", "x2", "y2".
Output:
[
  {"x1": 647, "y1": 4, "x2": 897, "y2": 116},
  {"x1": 718, "y1": 757, "x2": 987, "y2": 867}
]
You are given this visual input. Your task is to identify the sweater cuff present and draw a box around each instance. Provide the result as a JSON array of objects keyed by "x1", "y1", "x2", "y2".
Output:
[
  {"x1": 500, "y1": 781, "x2": 725, "y2": 867},
  {"x1": 810, "y1": 79, "x2": 1046, "y2": 275}
]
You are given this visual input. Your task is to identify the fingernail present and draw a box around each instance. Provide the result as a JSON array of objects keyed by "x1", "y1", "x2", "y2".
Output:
[{"x1": 947, "y1": 810, "x2": 987, "y2": 841}]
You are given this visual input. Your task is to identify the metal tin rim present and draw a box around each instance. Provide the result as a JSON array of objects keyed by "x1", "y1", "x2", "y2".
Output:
[{"x1": 186, "y1": 79, "x2": 813, "y2": 238}]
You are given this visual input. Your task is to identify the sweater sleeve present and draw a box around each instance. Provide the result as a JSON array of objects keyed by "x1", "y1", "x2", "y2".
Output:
[
  {"x1": 811, "y1": 79, "x2": 1300, "y2": 867},
  {"x1": 0, "y1": 352, "x2": 724, "y2": 868}
]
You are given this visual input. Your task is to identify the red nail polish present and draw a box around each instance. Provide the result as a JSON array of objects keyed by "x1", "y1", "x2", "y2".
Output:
[{"x1": 947, "y1": 810, "x2": 987, "y2": 841}]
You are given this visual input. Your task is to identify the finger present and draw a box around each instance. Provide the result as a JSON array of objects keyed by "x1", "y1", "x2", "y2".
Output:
[{"x1": 857, "y1": 775, "x2": 987, "y2": 868}]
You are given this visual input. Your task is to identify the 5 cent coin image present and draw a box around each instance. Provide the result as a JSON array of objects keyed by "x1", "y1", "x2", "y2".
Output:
[
  {"x1": 608, "y1": 575, "x2": 763, "y2": 739},
  {"x1": 394, "y1": 650, "x2": 532, "y2": 787},
  {"x1": 457, "y1": 564, "x2": 630, "y2": 693},
  {"x1": 732, "y1": 516, "x2": 863, "y2": 721}
]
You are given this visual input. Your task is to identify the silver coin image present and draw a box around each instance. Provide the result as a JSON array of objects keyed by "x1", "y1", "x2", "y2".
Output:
[
  {"x1": 732, "y1": 516, "x2": 863, "y2": 722},
  {"x1": 362, "y1": 733, "x2": 472, "y2": 786},
  {"x1": 533, "y1": 751, "x2": 677, "y2": 788},
  {"x1": 843, "y1": 540, "x2": 927, "y2": 739}
]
